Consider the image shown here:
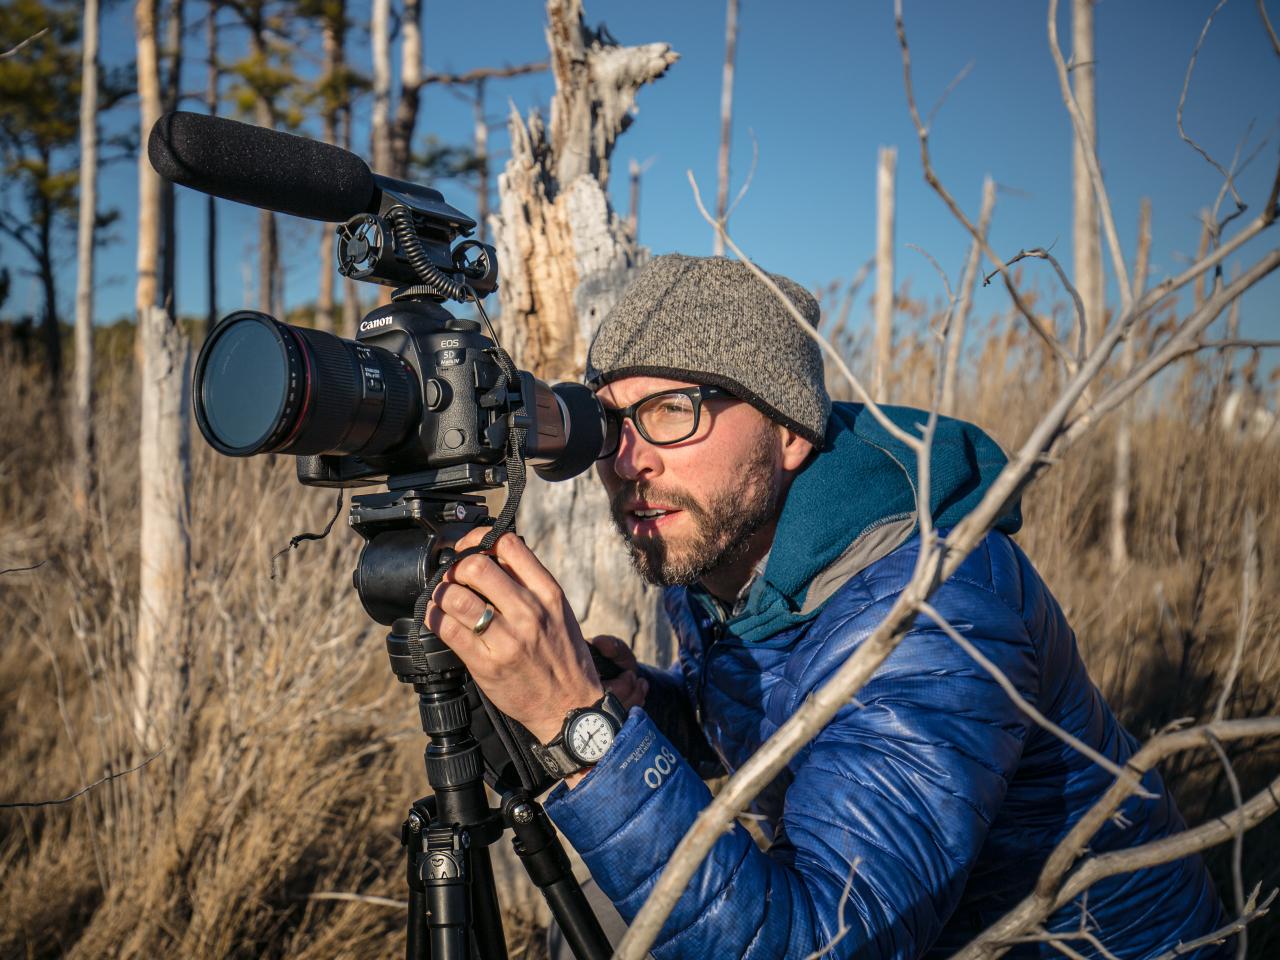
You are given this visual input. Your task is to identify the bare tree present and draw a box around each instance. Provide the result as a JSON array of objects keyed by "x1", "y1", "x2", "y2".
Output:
[
  {"x1": 369, "y1": 0, "x2": 390, "y2": 174},
  {"x1": 1108, "y1": 196, "x2": 1150, "y2": 573},
  {"x1": 940, "y1": 175, "x2": 994, "y2": 416},
  {"x1": 72, "y1": 0, "x2": 101, "y2": 522},
  {"x1": 387, "y1": 0, "x2": 422, "y2": 181},
  {"x1": 312, "y1": 0, "x2": 346, "y2": 332},
  {"x1": 205, "y1": 0, "x2": 220, "y2": 340},
  {"x1": 872, "y1": 144, "x2": 896, "y2": 402},
  {"x1": 492, "y1": 0, "x2": 675, "y2": 658},
  {"x1": 415, "y1": 62, "x2": 546, "y2": 242},
  {"x1": 712, "y1": 0, "x2": 739, "y2": 256},
  {"x1": 160, "y1": 0, "x2": 184, "y2": 308},
  {"x1": 1072, "y1": 0, "x2": 1104, "y2": 357},
  {"x1": 135, "y1": 0, "x2": 192, "y2": 747},
  {"x1": 614, "y1": 0, "x2": 1280, "y2": 953}
]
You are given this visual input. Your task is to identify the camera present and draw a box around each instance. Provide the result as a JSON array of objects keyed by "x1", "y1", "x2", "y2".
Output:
[{"x1": 156, "y1": 112, "x2": 609, "y2": 495}]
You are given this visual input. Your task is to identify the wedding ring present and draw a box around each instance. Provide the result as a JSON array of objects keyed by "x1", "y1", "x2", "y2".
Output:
[{"x1": 472, "y1": 604, "x2": 495, "y2": 635}]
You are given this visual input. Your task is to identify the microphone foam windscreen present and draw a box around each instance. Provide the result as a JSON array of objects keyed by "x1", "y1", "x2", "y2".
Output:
[{"x1": 148, "y1": 111, "x2": 376, "y2": 223}]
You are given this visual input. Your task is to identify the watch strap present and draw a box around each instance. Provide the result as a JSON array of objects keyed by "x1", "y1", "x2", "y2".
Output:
[{"x1": 531, "y1": 692, "x2": 627, "y2": 780}]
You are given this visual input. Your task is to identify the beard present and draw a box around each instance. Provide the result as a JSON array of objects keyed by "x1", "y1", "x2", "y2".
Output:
[{"x1": 607, "y1": 425, "x2": 782, "y2": 588}]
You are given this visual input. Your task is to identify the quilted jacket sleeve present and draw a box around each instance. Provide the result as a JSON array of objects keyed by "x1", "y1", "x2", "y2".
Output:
[
  {"x1": 636, "y1": 661, "x2": 725, "y2": 779},
  {"x1": 544, "y1": 576, "x2": 1038, "y2": 959}
]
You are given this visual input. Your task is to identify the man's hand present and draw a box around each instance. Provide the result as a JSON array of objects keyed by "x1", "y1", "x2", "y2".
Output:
[
  {"x1": 589, "y1": 634, "x2": 649, "y2": 710},
  {"x1": 424, "y1": 528, "x2": 603, "y2": 747}
]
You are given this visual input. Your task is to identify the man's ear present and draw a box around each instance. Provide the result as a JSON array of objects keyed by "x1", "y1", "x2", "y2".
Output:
[{"x1": 778, "y1": 427, "x2": 814, "y2": 472}]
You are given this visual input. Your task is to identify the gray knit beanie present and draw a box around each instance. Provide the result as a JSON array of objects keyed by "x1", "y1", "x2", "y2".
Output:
[{"x1": 585, "y1": 254, "x2": 830, "y2": 443}]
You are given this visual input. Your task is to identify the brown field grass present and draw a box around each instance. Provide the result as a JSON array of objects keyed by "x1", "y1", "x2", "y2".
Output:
[{"x1": 1, "y1": 311, "x2": 1277, "y2": 958}]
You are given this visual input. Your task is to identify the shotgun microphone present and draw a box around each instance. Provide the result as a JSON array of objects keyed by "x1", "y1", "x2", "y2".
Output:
[{"x1": 147, "y1": 111, "x2": 378, "y2": 223}]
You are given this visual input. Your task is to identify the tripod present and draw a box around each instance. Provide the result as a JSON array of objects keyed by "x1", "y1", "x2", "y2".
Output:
[{"x1": 353, "y1": 488, "x2": 613, "y2": 960}]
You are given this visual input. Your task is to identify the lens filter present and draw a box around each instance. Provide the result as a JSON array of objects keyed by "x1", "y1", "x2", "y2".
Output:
[{"x1": 195, "y1": 311, "x2": 304, "y2": 455}]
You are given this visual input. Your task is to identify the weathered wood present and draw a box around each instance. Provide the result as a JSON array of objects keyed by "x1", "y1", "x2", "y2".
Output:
[
  {"x1": 713, "y1": 0, "x2": 739, "y2": 256},
  {"x1": 135, "y1": 0, "x2": 191, "y2": 748},
  {"x1": 1071, "y1": 0, "x2": 1104, "y2": 356},
  {"x1": 487, "y1": 0, "x2": 674, "y2": 908},
  {"x1": 369, "y1": 0, "x2": 390, "y2": 174},
  {"x1": 872, "y1": 145, "x2": 896, "y2": 403},
  {"x1": 388, "y1": 0, "x2": 422, "y2": 181},
  {"x1": 73, "y1": 0, "x2": 100, "y2": 521},
  {"x1": 941, "y1": 175, "x2": 995, "y2": 416}
]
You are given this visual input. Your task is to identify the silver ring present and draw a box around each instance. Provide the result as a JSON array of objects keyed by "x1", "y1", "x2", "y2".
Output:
[{"x1": 472, "y1": 605, "x2": 495, "y2": 635}]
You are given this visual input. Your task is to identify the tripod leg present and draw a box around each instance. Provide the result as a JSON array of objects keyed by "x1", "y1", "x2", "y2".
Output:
[
  {"x1": 506, "y1": 797, "x2": 612, "y2": 960},
  {"x1": 423, "y1": 825, "x2": 472, "y2": 960},
  {"x1": 467, "y1": 845, "x2": 509, "y2": 960},
  {"x1": 404, "y1": 804, "x2": 432, "y2": 960}
]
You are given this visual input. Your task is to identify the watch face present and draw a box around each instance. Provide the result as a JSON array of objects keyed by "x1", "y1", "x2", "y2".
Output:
[{"x1": 567, "y1": 712, "x2": 615, "y2": 763}]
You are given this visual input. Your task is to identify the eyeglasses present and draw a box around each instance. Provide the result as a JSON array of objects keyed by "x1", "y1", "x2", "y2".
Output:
[{"x1": 597, "y1": 385, "x2": 732, "y2": 460}]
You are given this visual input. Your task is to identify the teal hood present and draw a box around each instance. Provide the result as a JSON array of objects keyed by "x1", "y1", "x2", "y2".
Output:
[{"x1": 707, "y1": 402, "x2": 1022, "y2": 647}]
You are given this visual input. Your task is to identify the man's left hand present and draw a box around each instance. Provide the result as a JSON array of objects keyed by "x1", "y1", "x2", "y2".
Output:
[{"x1": 424, "y1": 529, "x2": 604, "y2": 746}]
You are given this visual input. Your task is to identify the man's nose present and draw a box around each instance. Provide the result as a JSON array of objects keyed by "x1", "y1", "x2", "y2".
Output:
[{"x1": 611, "y1": 420, "x2": 662, "y2": 482}]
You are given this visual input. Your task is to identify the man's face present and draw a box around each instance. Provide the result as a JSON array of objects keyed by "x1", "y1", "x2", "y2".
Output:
[{"x1": 594, "y1": 375, "x2": 788, "y2": 588}]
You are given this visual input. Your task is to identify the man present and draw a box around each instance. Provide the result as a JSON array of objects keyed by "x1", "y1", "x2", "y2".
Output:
[{"x1": 425, "y1": 255, "x2": 1229, "y2": 958}]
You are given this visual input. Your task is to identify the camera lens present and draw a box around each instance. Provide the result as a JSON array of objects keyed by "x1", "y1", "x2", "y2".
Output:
[{"x1": 194, "y1": 311, "x2": 418, "y2": 458}]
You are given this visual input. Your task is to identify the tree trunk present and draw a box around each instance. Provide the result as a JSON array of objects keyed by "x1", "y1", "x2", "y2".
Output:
[
  {"x1": 160, "y1": 0, "x2": 183, "y2": 310},
  {"x1": 1071, "y1": 0, "x2": 1103, "y2": 357},
  {"x1": 248, "y1": 20, "x2": 278, "y2": 318},
  {"x1": 35, "y1": 149, "x2": 63, "y2": 390},
  {"x1": 369, "y1": 0, "x2": 390, "y2": 174},
  {"x1": 712, "y1": 0, "x2": 739, "y2": 256},
  {"x1": 205, "y1": 0, "x2": 218, "y2": 339},
  {"x1": 473, "y1": 80, "x2": 490, "y2": 242},
  {"x1": 941, "y1": 175, "x2": 995, "y2": 416},
  {"x1": 872, "y1": 145, "x2": 896, "y2": 403},
  {"x1": 135, "y1": 0, "x2": 191, "y2": 748},
  {"x1": 341, "y1": 106, "x2": 361, "y2": 336},
  {"x1": 1109, "y1": 197, "x2": 1150, "y2": 574},
  {"x1": 73, "y1": 0, "x2": 100, "y2": 521},
  {"x1": 490, "y1": 0, "x2": 675, "y2": 911},
  {"x1": 388, "y1": 0, "x2": 422, "y2": 181},
  {"x1": 315, "y1": 4, "x2": 342, "y2": 333}
]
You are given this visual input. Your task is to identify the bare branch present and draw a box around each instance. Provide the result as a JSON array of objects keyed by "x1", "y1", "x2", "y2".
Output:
[
  {"x1": 1258, "y1": 0, "x2": 1280, "y2": 57},
  {"x1": 301, "y1": 892, "x2": 407, "y2": 909},
  {"x1": 1063, "y1": 250, "x2": 1280, "y2": 445},
  {"x1": 1046, "y1": 0, "x2": 1134, "y2": 308},
  {"x1": 800, "y1": 857, "x2": 862, "y2": 960},
  {"x1": 0, "y1": 744, "x2": 166, "y2": 809},
  {"x1": 1149, "y1": 888, "x2": 1276, "y2": 960},
  {"x1": 926, "y1": 59, "x2": 974, "y2": 130},
  {"x1": 0, "y1": 27, "x2": 49, "y2": 60},
  {"x1": 1205, "y1": 732, "x2": 1247, "y2": 960},
  {"x1": 942, "y1": 176, "x2": 996, "y2": 415},
  {"x1": 896, "y1": 1, "x2": 1074, "y2": 373},
  {"x1": 1178, "y1": 0, "x2": 1247, "y2": 212},
  {"x1": 954, "y1": 720, "x2": 1280, "y2": 958},
  {"x1": 0, "y1": 560, "x2": 46, "y2": 575},
  {"x1": 725, "y1": 128, "x2": 759, "y2": 222},
  {"x1": 918, "y1": 602, "x2": 1142, "y2": 789},
  {"x1": 988, "y1": 246, "x2": 1088, "y2": 367},
  {"x1": 1215, "y1": 508, "x2": 1258, "y2": 721},
  {"x1": 417, "y1": 61, "x2": 547, "y2": 89}
]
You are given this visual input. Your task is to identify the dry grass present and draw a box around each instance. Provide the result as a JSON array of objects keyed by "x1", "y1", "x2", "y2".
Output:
[{"x1": 1, "y1": 307, "x2": 1277, "y2": 957}]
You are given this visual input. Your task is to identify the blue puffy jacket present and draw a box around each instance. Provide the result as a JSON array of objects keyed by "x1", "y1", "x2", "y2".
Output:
[{"x1": 545, "y1": 403, "x2": 1228, "y2": 959}]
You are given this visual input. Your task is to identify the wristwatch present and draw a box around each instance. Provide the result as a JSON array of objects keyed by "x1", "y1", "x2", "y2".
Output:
[{"x1": 531, "y1": 692, "x2": 627, "y2": 780}]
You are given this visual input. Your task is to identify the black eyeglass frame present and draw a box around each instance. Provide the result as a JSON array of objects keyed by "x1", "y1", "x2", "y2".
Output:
[{"x1": 597, "y1": 384, "x2": 733, "y2": 460}]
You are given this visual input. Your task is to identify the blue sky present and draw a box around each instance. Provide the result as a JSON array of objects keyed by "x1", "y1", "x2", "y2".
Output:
[{"x1": 5, "y1": 0, "x2": 1278, "y2": 357}]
